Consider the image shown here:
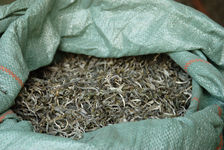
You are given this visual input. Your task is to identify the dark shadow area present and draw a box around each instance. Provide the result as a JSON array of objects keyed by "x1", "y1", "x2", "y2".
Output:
[
  {"x1": 0, "y1": 0, "x2": 16, "y2": 5},
  {"x1": 177, "y1": 0, "x2": 224, "y2": 26}
]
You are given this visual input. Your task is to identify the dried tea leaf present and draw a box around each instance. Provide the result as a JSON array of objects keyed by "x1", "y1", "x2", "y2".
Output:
[{"x1": 12, "y1": 53, "x2": 192, "y2": 140}]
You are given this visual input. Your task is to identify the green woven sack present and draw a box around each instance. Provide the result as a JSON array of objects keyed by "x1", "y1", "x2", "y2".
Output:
[{"x1": 0, "y1": 0, "x2": 223, "y2": 149}]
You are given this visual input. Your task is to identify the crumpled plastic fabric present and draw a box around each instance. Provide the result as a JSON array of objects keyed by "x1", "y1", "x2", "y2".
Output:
[{"x1": 0, "y1": 0, "x2": 223, "y2": 149}]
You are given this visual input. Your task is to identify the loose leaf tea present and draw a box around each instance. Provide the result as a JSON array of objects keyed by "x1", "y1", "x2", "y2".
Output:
[{"x1": 13, "y1": 53, "x2": 192, "y2": 140}]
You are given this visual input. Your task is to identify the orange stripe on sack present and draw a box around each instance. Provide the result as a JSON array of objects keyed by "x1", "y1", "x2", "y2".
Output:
[
  {"x1": 191, "y1": 97, "x2": 199, "y2": 110},
  {"x1": 216, "y1": 135, "x2": 223, "y2": 150},
  {"x1": 0, "y1": 66, "x2": 23, "y2": 87},
  {"x1": 184, "y1": 59, "x2": 210, "y2": 71},
  {"x1": 192, "y1": 97, "x2": 199, "y2": 102},
  {"x1": 0, "y1": 110, "x2": 13, "y2": 123},
  {"x1": 216, "y1": 106, "x2": 223, "y2": 150},
  {"x1": 217, "y1": 105, "x2": 222, "y2": 117}
]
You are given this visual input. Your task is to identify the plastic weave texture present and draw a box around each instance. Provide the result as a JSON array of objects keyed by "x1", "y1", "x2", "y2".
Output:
[{"x1": 0, "y1": 0, "x2": 223, "y2": 149}]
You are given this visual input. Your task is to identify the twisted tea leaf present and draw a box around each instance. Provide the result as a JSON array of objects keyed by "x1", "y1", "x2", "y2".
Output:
[{"x1": 13, "y1": 53, "x2": 192, "y2": 140}]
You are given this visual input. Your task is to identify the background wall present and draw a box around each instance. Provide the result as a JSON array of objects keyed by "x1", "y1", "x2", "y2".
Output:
[
  {"x1": 177, "y1": 0, "x2": 224, "y2": 26},
  {"x1": 0, "y1": 0, "x2": 16, "y2": 5}
]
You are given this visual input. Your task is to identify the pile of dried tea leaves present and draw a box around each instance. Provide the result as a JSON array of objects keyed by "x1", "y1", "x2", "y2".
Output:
[{"x1": 12, "y1": 53, "x2": 192, "y2": 140}]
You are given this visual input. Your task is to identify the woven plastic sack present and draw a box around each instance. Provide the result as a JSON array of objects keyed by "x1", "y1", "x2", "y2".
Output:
[{"x1": 0, "y1": 0, "x2": 224, "y2": 149}]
